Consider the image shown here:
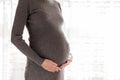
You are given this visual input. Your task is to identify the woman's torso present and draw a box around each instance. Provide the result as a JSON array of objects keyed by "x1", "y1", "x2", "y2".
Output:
[{"x1": 26, "y1": 0, "x2": 70, "y2": 66}]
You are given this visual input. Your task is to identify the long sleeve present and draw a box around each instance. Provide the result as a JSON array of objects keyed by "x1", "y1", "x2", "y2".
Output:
[{"x1": 11, "y1": 0, "x2": 44, "y2": 66}]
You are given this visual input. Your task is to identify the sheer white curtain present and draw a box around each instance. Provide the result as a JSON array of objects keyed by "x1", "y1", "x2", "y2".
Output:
[{"x1": 1, "y1": 0, "x2": 120, "y2": 80}]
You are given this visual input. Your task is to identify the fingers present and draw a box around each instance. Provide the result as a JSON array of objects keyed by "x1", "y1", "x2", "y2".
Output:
[
  {"x1": 60, "y1": 61, "x2": 69, "y2": 69},
  {"x1": 49, "y1": 65, "x2": 61, "y2": 72},
  {"x1": 60, "y1": 58, "x2": 72, "y2": 69},
  {"x1": 60, "y1": 63, "x2": 67, "y2": 69},
  {"x1": 67, "y1": 57, "x2": 73, "y2": 62},
  {"x1": 53, "y1": 66, "x2": 61, "y2": 72},
  {"x1": 48, "y1": 60, "x2": 61, "y2": 72}
]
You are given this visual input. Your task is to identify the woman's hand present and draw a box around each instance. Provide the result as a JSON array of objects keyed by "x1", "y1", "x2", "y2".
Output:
[
  {"x1": 41, "y1": 59, "x2": 61, "y2": 72},
  {"x1": 60, "y1": 56, "x2": 72, "y2": 69}
]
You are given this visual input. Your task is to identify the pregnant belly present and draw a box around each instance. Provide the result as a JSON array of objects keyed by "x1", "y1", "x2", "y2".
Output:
[{"x1": 30, "y1": 33, "x2": 70, "y2": 66}]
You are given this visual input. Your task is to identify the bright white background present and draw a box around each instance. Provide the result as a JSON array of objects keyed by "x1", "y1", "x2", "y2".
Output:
[{"x1": 0, "y1": 0, "x2": 120, "y2": 80}]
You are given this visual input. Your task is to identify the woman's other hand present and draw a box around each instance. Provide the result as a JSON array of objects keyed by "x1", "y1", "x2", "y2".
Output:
[
  {"x1": 41, "y1": 59, "x2": 61, "y2": 72},
  {"x1": 60, "y1": 56, "x2": 72, "y2": 69}
]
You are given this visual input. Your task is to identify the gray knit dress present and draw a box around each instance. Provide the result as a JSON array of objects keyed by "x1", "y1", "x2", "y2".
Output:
[{"x1": 11, "y1": 0, "x2": 70, "y2": 80}]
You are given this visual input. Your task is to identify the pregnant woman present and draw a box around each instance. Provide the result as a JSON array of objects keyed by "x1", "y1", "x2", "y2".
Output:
[{"x1": 11, "y1": 0, "x2": 72, "y2": 80}]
